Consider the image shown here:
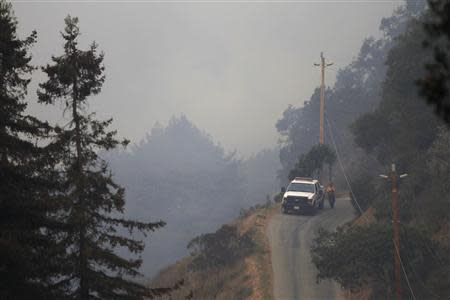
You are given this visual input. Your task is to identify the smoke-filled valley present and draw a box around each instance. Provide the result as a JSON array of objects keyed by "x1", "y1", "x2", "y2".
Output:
[{"x1": 104, "y1": 116, "x2": 280, "y2": 277}]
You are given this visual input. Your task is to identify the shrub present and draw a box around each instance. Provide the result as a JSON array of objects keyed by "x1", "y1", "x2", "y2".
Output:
[
  {"x1": 187, "y1": 225, "x2": 256, "y2": 271},
  {"x1": 311, "y1": 223, "x2": 450, "y2": 299}
]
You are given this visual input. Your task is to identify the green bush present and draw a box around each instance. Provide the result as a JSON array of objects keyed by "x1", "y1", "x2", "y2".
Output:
[
  {"x1": 289, "y1": 144, "x2": 336, "y2": 180},
  {"x1": 311, "y1": 223, "x2": 450, "y2": 299},
  {"x1": 187, "y1": 225, "x2": 256, "y2": 271}
]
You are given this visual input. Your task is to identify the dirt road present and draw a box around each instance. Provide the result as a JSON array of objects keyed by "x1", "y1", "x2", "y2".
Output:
[{"x1": 268, "y1": 197, "x2": 354, "y2": 300}]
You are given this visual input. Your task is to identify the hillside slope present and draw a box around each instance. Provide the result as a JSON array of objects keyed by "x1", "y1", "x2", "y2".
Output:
[{"x1": 149, "y1": 203, "x2": 278, "y2": 300}]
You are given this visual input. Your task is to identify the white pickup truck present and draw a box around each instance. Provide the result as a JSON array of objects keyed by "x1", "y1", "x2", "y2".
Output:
[{"x1": 281, "y1": 177, "x2": 325, "y2": 215}]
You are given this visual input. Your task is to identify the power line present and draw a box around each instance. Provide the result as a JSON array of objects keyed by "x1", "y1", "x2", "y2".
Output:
[
  {"x1": 325, "y1": 116, "x2": 362, "y2": 214},
  {"x1": 329, "y1": 113, "x2": 443, "y2": 298},
  {"x1": 380, "y1": 163, "x2": 408, "y2": 300},
  {"x1": 325, "y1": 115, "x2": 384, "y2": 175},
  {"x1": 326, "y1": 116, "x2": 443, "y2": 299},
  {"x1": 393, "y1": 241, "x2": 417, "y2": 300},
  {"x1": 400, "y1": 230, "x2": 442, "y2": 300},
  {"x1": 410, "y1": 192, "x2": 447, "y2": 265},
  {"x1": 325, "y1": 116, "x2": 417, "y2": 300}
]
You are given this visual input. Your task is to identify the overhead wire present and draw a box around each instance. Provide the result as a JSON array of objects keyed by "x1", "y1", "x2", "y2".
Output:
[
  {"x1": 325, "y1": 115, "x2": 417, "y2": 300},
  {"x1": 411, "y1": 192, "x2": 447, "y2": 265},
  {"x1": 328, "y1": 115, "x2": 447, "y2": 299},
  {"x1": 397, "y1": 184, "x2": 449, "y2": 299},
  {"x1": 400, "y1": 228, "x2": 443, "y2": 300}
]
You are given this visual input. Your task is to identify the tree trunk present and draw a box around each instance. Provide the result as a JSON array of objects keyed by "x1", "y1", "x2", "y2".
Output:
[{"x1": 72, "y1": 80, "x2": 88, "y2": 300}]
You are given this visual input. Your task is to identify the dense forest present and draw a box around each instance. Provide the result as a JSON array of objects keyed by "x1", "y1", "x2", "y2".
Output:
[
  {"x1": 287, "y1": 1, "x2": 450, "y2": 298},
  {"x1": 276, "y1": 1, "x2": 425, "y2": 186}
]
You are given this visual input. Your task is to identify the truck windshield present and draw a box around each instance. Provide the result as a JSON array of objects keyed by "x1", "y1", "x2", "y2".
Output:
[{"x1": 287, "y1": 182, "x2": 315, "y2": 193}]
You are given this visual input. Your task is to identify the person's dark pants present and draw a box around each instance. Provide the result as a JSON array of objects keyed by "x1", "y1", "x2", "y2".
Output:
[{"x1": 328, "y1": 194, "x2": 335, "y2": 208}]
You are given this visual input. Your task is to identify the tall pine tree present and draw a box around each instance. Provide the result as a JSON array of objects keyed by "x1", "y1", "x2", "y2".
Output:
[
  {"x1": 418, "y1": 0, "x2": 450, "y2": 124},
  {"x1": 38, "y1": 16, "x2": 177, "y2": 299},
  {"x1": 0, "y1": 1, "x2": 63, "y2": 299}
]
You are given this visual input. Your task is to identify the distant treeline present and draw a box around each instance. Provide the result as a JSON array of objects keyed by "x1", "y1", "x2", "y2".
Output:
[
  {"x1": 104, "y1": 115, "x2": 280, "y2": 277},
  {"x1": 275, "y1": 1, "x2": 425, "y2": 185}
]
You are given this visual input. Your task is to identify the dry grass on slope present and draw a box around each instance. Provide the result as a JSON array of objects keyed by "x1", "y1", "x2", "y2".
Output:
[{"x1": 149, "y1": 203, "x2": 278, "y2": 300}]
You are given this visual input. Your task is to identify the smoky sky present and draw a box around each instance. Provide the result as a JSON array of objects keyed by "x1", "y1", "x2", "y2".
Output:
[{"x1": 14, "y1": 1, "x2": 400, "y2": 157}]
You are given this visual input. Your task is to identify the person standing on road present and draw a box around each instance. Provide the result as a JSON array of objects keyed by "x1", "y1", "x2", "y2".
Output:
[{"x1": 325, "y1": 182, "x2": 336, "y2": 208}]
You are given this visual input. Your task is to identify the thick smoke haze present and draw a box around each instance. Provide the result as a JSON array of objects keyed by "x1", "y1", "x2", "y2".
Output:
[
  {"x1": 104, "y1": 116, "x2": 279, "y2": 277},
  {"x1": 15, "y1": 1, "x2": 399, "y2": 156},
  {"x1": 11, "y1": 0, "x2": 402, "y2": 279}
]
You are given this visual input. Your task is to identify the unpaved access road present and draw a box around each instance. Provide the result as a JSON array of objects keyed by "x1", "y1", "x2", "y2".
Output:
[{"x1": 268, "y1": 197, "x2": 354, "y2": 300}]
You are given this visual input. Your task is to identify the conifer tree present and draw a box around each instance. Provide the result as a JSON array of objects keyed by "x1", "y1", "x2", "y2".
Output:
[
  {"x1": 38, "y1": 16, "x2": 175, "y2": 299},
  {"x1": 0, "y1": 1, "x2": 63, "y2": 298},
  {"x1": 418, "y1": 0, "x2": 450, "y2": 124}
]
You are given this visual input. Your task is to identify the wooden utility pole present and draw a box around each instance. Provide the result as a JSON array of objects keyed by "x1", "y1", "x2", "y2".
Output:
[
  {"x1": 381, "y1": 164, "x2": 408, "y2": 300},
  {"x1": 315, "y1": 52, "x2": 333, "y2": 145},
  {"x1": 391, "y1": 164, "x2": 402, "y2": 300}
]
